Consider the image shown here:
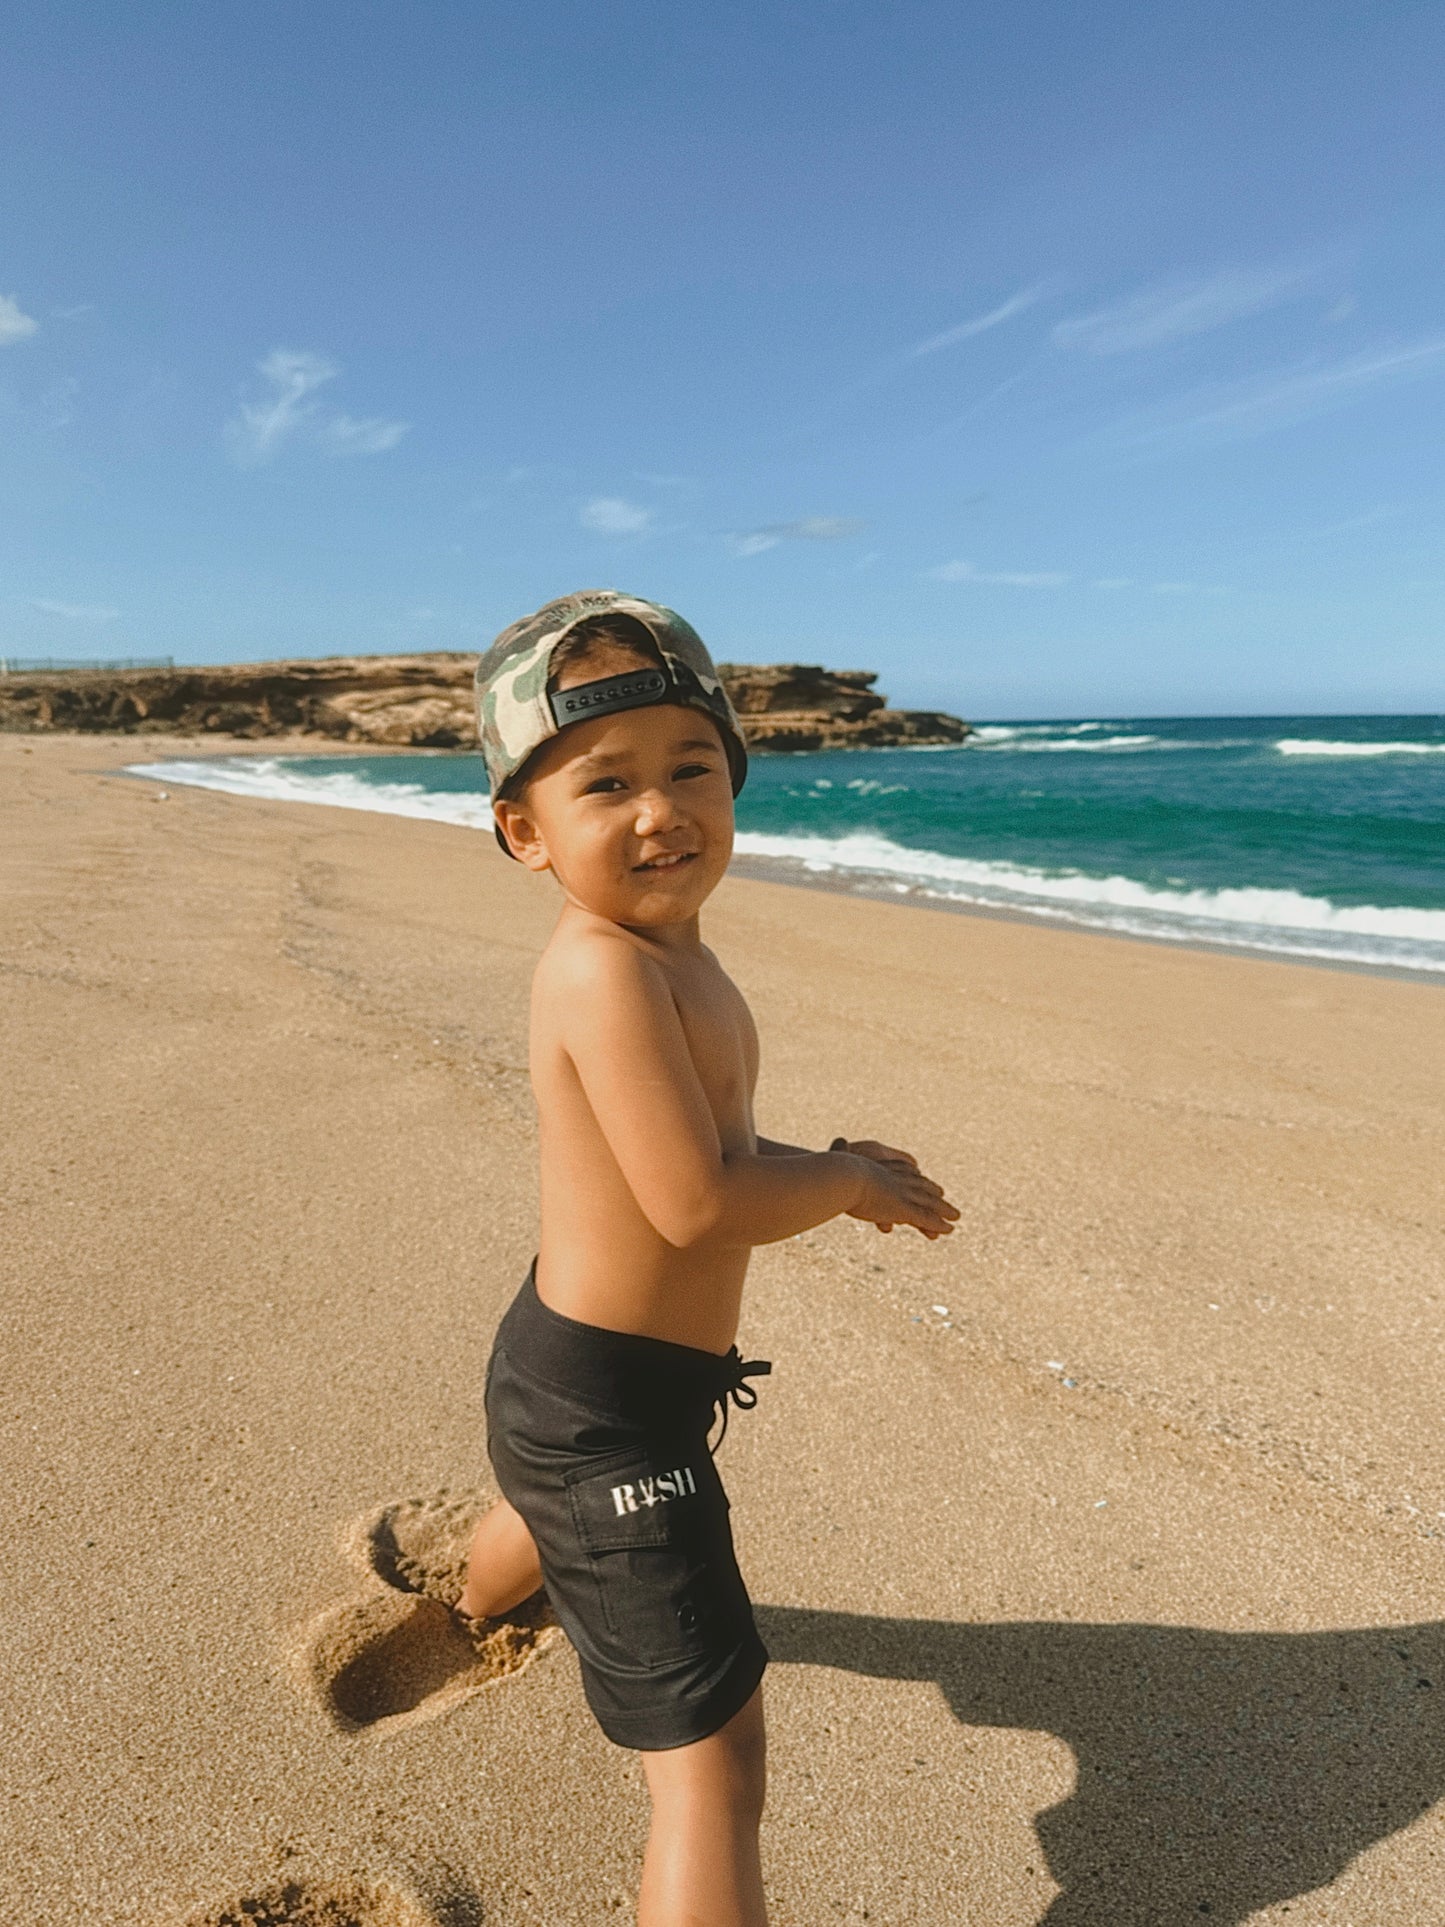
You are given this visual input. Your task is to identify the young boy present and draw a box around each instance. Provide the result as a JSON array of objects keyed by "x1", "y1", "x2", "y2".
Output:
[{"x1": 458, "y1": 590, "x2": 957, "y2": 1926}]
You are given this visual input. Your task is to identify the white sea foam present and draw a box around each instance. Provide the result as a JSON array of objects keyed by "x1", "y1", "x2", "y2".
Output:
[
  {"x1": 970, "y1": 724, "x2": 1163, "y2": 751},
  {"x1": 1276, "y1": 737, "x2": 1445, "y2": 757},
  {"x1": 127, "y1": 756, "x2": 1445, "y2": 975},
  {"x1": 971, "y1": 721, "x2": 1114, "y2": 743},
  {"x1": 1016, "y1": 733, "x2": 1158, "y2": 752},
  {"x1": 124, "y1": 757, "x2": 499, "y2": 829},
  {"x1": 732, "y1": 829, "x2": 1445, "y2": 973}
]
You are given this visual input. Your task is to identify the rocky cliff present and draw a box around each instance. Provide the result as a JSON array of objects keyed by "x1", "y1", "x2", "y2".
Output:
[
  {"x1": 0, "y1": 654, "x2": 969, "y2": 752},
  {"x1": 717, "y1": 662, "x2": 969, "y2": 751}
]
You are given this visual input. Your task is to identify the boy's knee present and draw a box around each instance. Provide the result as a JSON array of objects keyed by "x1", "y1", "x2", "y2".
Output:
[{"x1": 644, "y1": 1693, "x2": 767, "y2": 1821}]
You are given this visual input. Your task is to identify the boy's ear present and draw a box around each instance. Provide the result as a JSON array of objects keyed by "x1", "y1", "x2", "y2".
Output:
[{"x1": 492, "y1": 797, "x2": 552, "y2": 872}]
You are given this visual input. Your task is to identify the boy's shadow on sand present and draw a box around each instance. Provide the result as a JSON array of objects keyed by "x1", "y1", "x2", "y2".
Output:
[{"x1": 757, "y1": 1605, "x2": 1445, "y2": 1924}]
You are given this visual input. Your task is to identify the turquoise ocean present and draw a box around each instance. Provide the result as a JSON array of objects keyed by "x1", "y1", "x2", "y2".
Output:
[{"x1": 132, "y1": 713, "x2": 1445, "y2": 976}]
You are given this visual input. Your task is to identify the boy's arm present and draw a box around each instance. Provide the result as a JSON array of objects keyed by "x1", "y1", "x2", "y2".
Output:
[
  {"x1": 757, "y1": 1134, "x2": 920, "y2": 1168},
  {"x1": 553, "y1": 940, "x2": 954, "y2": 1247}
]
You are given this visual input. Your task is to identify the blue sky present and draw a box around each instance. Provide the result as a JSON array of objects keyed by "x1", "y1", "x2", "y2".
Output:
[{"x1": 2, "y1": 1, "x2": 1442, "y2": 716}]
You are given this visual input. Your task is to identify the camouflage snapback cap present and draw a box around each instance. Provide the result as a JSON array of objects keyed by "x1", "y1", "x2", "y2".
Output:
[{"x1": 474, "y1": 590, "x2": 748, "y2": 853}]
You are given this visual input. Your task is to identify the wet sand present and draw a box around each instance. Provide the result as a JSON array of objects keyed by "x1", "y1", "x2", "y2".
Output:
[{"x1": 4, "y1": 731, "x2": 1445, "y2": 1926}]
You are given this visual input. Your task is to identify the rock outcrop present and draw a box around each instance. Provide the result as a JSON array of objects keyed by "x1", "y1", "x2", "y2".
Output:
[
  {"x1": 0, "y1": 654, "x2": 969, "y2": 752},
  {"x1": 717, "y1": 663, "x2": 969, "y2": 751},
  {"x1": 0, "y1": 654, "x2": 481, "y2": 748}
]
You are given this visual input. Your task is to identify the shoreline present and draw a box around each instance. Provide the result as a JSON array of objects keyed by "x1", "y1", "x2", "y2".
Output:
[
  {"x1": 726, "y1": 852, "x2": 1445, "y2": 988},
  {"x1": 114, "y1": 734, "x2": 1445, "y2": 988}
]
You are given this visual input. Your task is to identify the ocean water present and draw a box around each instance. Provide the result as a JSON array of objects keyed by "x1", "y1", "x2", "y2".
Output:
[{"x1": 129, "y1": 713, "x2": 1445, "y2": 976}]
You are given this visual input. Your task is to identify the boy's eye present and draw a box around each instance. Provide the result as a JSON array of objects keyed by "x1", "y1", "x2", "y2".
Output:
[
  {"x1": 582, "y1": 776, "x2": 627, "y2": 795},
  {"x1": 674, "y1": 762, "x2": 713, "y2": 780}
]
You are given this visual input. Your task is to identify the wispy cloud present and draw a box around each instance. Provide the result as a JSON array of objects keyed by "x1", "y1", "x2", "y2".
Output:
[
  {"x1": 51, "y1": 302, "x2": 95, "y2": 321},
  {"x1": 225, "y1": 350, "x2": 337, "y2": 465},
  {"x1": 225, "y1": 349, "x2": 408, "y2": 466},
  {"x1": 1123, "y1": 337, "x2": 1445, "y2": 448},
  {"x1": 910, "y1": 285, "x2": 1046, "y2": 359},
  {"x1": 1054, "y1": 263, "x2": 1319, "y2": 356},
  {"x1": 1092, "y1": 576, "x2": 1133, "y2": 589},
  {"x1": 930, "y1": 559, "x2": 1068, "y2": 587},
  {"x1": 731, "y1": 515, "x2": 864, "y2": 557},
  {"x1": 319, "y1": 412, "x2": 410, "y2": 457},
  {"x1": 1151, "y1": 580, "x2": 1227, "y2": 596},
  {"x1": 30, "y1": 597, "x2": 119, "y2": 620},
  {"x1": 0, "y1": 294, "x2": 38, "y2": 346},
  {"x1": 581, "y1": 495, "x2": 653, "y2": 535}
]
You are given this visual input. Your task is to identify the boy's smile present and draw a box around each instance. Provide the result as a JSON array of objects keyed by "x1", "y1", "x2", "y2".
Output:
[
  {"x1": 493, "y1": 697, "x2": 736, "y2": 938},
  {"x1": 634, "y1": 849, "x2": 695, "y2": 872}
]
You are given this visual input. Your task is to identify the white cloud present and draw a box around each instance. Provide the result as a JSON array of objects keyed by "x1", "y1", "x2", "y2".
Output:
[
  {"x1": 910, "y1": 285, "x2": 1046, "y2": 358},
  {"x1": 1054, "y1": 263, "x2": 1317, "y2": 355},
  {"x1": 581, "y1": 495, "x2": 653, "y2": 535},
  {"x1": 930, "y1": 560, "x2": 1068, "y2": 587},
  {"x1": 225, "y1": 349, "x2": 338, "y2": 465},
  {"x1": 224, "y1": 349, "x2": 408, "y2": 466},
  {"x1": 1091, "y1": 576, "x2": 1133, "y2": 589},
  {"x1": 1124, "y1": 337, "x2": 1445, "y2": 448},
  {"x1": 731, "y1": 515, "x2": 864, "y2": 556},
  {"x1": 320, "y1": 412, "x2": 410, "y2": 457},
  {"x1": 52, "y1": 303, "x2": 94, "y2": 321},
  {"x1": 0, "y1": 294, "x2": 38, "y2": 346},
  {"x1": 30, "y1": 598, "x2": 119, "y2": 620}
]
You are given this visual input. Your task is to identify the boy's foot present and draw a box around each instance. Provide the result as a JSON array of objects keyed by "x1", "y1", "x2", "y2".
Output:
[{"x1": 451, "y1": 1585, "x2": 554, "y2": 1646}]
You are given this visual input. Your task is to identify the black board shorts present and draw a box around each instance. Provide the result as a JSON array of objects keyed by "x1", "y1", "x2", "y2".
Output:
[{"x1": 485, "y1": 1265, "x2": 769, "y2": 1751}]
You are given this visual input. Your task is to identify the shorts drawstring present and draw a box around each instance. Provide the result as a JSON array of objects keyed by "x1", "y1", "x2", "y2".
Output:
[{"x1": 709, "y1": 1347, "x2": 772, "y2": 1451}]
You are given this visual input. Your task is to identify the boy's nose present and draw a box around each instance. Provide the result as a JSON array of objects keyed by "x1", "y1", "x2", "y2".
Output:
[{"x1": 633, "y1": 787, "x2": 681, "y2": 834}]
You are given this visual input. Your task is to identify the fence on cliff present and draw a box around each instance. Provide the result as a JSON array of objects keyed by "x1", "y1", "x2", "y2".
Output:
[{"x1": 0, "y1": 656, "x2": 175, "y2": 675}]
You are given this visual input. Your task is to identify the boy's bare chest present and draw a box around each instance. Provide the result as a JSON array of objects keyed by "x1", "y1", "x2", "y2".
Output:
[{"x1": 667, "y1": 955, "x2": 759, "y2": 1138}]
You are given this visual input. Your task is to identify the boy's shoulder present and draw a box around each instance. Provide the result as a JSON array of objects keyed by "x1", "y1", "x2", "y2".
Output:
[{"x1": 533, "y1": 911, "x2": 671, "y2": 1014}]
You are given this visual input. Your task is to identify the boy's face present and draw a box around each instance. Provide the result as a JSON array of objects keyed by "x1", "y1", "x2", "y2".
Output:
[{"x1": 494, "y1": 697, "x2": 736, "y2": 929}]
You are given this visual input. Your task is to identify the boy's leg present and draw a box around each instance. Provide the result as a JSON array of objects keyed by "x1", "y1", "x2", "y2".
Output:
[
  {"x1": 457, "y1": 1497, "x2": 544, "y2": 1619},
  {"x1": 637, "y1": 1684, "x2": 768, "y2": 1927}
]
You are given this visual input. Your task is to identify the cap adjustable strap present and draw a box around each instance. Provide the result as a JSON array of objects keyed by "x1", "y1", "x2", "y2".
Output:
[{"x1": 548, "y1": 667, "x2": 670, "y2": 728}]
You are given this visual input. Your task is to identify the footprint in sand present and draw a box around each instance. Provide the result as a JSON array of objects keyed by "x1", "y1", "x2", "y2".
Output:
[
  {"x1": 180, "y1": 1871, "x2": 476, "y2": 1927},
  {"x1": 296, "y1": 1491, "x2": 561, "y2": 1735}
]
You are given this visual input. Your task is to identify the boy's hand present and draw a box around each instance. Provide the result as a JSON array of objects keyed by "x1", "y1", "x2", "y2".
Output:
[
  {"x1": 831, "y1": 1137, "x2": 920, "y2": 1173},
  {"x1": 832, "y1": 1139, "x2": 959, "y2": 1240}
]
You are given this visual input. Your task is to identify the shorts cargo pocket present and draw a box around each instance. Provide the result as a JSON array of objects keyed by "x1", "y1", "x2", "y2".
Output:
[{"x1": 565, "y1": 1446, "x2": 744, "y2": 1670}]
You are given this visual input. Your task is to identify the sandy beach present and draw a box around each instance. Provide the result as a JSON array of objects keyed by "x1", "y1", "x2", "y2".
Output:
[{"x1": 5, "y1": 729, "x2": 1445, "y2": 1926}]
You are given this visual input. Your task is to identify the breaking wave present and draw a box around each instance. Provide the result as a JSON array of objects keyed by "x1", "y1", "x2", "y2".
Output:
[
  {"x1": 732, "y1": 829, "x2": 1445, "y2": 973},
  {"x1": 124, "y1": 756, "x2": 498, "y2": 830},
  {"x1": 126, "y1": 748, "x2": 1445, "y2": 976},
  {"x1": 1276, "y1": 738, "x2": 1445, "y2": 758}
]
